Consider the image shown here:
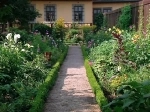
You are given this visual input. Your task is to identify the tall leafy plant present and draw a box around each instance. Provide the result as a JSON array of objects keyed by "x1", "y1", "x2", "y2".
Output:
[
  {"x1": 94, "y1": 12, "x2": 104, "y2": 31},
  {"x1": 118, "y1": 5, "x2": 132, "y2": 30},
  {"x1": 52, "y1": 18, "x2": 65, "y2": 42}
]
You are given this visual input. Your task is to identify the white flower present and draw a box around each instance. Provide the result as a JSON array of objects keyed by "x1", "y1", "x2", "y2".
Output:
[
  {"x1": 24, "y1": 43, "x2": 34, "y2": 48},
  {"x1": 117, "y1": 66, "x2": 121, "y2": 71},
  {"x1": 6, "y1": 33, "x2": 12, "y2": 40},
  {"x1": 30, "y1": 45, "x2": 34, "y2": 48},
  {"x1": 21, "y1": 49, "x2": 25, "y2": 52},
  {"x1": 14, "y1": 34, "x2": 21, "y2": 43},
  {"x1": 15, "y1": 48, "x2": 19, "y2": 51},
  {"x1": 10, "y1": 45, "x2": 15, "y2": 48},
  {"x1": 24, "y1": 43, "x2": 30, "y2": 47}
]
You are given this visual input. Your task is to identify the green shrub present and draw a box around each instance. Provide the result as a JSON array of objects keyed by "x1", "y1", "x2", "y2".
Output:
[
  {"x1": 9, "y1": 27, "x2": 33, "y2": 43},
  {"x1": 93, "y1": 12, "x2": 104, "y2": 31},
  {"x1": 80, "y1": 25, "x2": 96, "y2": 39},
  {"x1": 81, "y1": 46, "x2": 110, "y2": 111},
  {"x1": 29, "y1": 46, "x2": 68, "y2": 112},
  {"x1": 118, "y1": 5, "x2": 132, "y2": 29},
  {"x1": 32, "y1": 34, "x2": 50, "y2": 54},
  {"x1": 104, "y1": 81, "x2": 150, "y2": 112},
  {"x1": 0, "y1": 33, "x2": 48, "y2": 112},
  {"x1": 65, "y1": 28, "x2": 83, "y2": 43},
  {"x1": 52, "y1": 18, "x2": 65, "y2": 41},
  {"x1": 33, "y1": 23, "x2": 52, "y2": 36}
]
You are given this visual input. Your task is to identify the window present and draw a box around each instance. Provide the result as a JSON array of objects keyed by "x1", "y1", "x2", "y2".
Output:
[
  {"x1": 93, "y1": 8, "x2": 102, "y2": 24},
  {"x1": 103, "y1": 7, "x2": 112, "y2": 13},
  {"x1": 45, "y1": 5, "x2": 56, "y2": 22},
  {"x1": 93, "y1": 8, "x2": 102, "y2": 18},
  {"x1": 93, "y1": 8, "x2": 102, "y2": 15},
  {"x1": 73, "y1": 5, "x2": 84, "y2": 22}
]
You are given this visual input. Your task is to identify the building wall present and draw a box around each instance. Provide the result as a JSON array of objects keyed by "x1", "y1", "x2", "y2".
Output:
[
  {"x1": 93, "y1": 2, "x2": 131, "y2": 11},
  {"x1": 31, "y1": 1, "x2": 93, "y2": 23}
]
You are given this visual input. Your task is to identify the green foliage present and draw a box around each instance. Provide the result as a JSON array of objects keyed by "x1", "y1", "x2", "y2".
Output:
[
  {"x1": 52, "y1": 18, "x2": 65, "y2": 41},
  {"x1": 81, "y1": 46, "x2": 110, "y2": 111},
  {"x1": 9, "y1": 27, "x2": 33, "y2": 43},
  {"x1": 122, "y1": 30, "x2": 150, "y2": 68},
  {"x1": 93, "y1": 13, "x2": 104, "y2": 31},
  {"x1": 85, "y1": 30, "x2": 111, "y2": 47},
  {"x1": 80, "y1": 25, "x2": 96, "y2": 39},
  {"x1": 33, "y1": 23, "x2": 52, "y2": 36},
  {"x1": 103, "y1": 16, "x2": 108, "y2": 28},
  {"x1": 32, "y1": 34, "x2": 50, "y2": 54},
  {"x1": 0, "y1": 5, "x2": 13, "y2": 23},
  {"x1": 29, "y1": 46, "x2": 68, "y2": 112},
  {"x1": 88, "y1": 40, "x2": 118, "y2": 92},
  {"x1": 104, "y1": 80, "x2": 150, "y2": 112},
  {"x1": 118, "y1": 5, "x2": 132, "y2": 29},
  {"x1": 87, "y1": 25, "x2": 150, "y2": 111},
  {"x1": 65, "y1": 28, "x2": 83, "y2": 43},
  {"x1": 0, "y1": 0, "x2": 40, "y2": 27},
  {"x1": 0, "y1": 34, "x2": 48, "y2": 112},
  {"x1": 0, "y1": 31, "x2": 67, "y2": 112}
]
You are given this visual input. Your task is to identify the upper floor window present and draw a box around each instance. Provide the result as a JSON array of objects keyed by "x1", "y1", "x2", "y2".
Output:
[
  {"x1": 45, "y1": 5, "x2": 56, "y2": 22},
  {"x1": 73, "y1": 5, "x2": 84, "y2": 22}
]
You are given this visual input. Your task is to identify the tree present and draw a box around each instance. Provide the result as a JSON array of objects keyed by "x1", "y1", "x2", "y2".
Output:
[
  {"x1": 0, "y1": 0, "x2": 40, "y2": 29},
  {"x1": 93, "y1": 12, "x2": 104, "y2": 32},
  {"x1": 118, "y1": 5, "x2": 132, "y2": 30}
]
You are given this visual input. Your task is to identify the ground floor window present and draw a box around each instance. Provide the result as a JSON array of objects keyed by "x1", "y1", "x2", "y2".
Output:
[
  {"x1": 103, "y1": 7, "x2": 112, "y2": 13},
  {"x1": 45, "y1": 5, "x2": 56, "y2": 22},
  {"x1": 93, "y1": 7, "x2": 112, "y2": 24},
  {"x1": 73, "y1": 5, "x2": 84, "y2": 22}
]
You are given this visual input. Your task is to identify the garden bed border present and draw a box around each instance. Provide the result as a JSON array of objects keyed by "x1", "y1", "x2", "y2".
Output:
[
  {"x1": 29, "y1": 46, "x2": 68, "y2": 112},
  {"x1": 81, "y1": 45, "x2": 111, "y2": 112}
]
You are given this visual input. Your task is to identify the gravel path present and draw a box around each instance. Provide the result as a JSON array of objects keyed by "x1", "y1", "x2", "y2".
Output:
[{"x1": 44, "y1": 46, "x2": 101, "y2": 112}]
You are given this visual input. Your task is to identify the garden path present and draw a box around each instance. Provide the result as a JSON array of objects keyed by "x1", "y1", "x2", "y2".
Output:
[{"x1": 44, "y1": 46, "x2": 101, "y2": 112}]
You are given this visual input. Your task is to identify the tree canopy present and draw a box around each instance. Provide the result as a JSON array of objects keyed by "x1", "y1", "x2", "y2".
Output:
[{"x1": 0, "y1": 0, "x2": 40, "y2": 26}]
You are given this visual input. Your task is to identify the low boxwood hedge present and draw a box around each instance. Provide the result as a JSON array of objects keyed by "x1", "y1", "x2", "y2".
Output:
[
  {"x1": 29, "y1": 46, "x2": 68, "y2": 112},
  {"x1": 81, "y1": 46, "x2": 111, "y2": 112}
]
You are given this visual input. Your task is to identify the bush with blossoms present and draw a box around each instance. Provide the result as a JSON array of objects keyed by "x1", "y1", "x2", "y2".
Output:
[
  {"x1": 0, "y1": 32, "x2": 52, "y2": 111},
  {"x1": 85, "y1": 23, "x2": 150, "y2": 111},
  {"x1": 0, "y1": 21, "x2": 68, "y2": 111}
]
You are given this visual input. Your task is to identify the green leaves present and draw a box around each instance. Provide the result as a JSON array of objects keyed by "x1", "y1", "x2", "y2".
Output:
[
  {"x1": 104, "y1": 80, "x2": 150, "y2": 111},
  {"x1": 0, "y1": 0, "x2": 40, "y2": 27},
  {"x1": 118, "y1": 5, "x2": 132, "y2": 30}
]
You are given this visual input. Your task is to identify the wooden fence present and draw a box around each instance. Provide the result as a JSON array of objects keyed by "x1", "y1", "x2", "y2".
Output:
[{"x1": 105, "y1": 0, "x2": 150, "y2": 30}]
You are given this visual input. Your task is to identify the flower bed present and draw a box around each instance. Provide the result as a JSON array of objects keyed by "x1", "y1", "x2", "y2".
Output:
[
  {"x1": 0, "y1": 29, "x2": 68, "y2": 112},
  {"x1": 84, "y1": 25, "x2": 150, "y2": 111}
]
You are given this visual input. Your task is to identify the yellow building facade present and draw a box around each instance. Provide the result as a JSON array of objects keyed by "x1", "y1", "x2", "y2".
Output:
[{"x1": 30, "y1": 0, "x2": 140, "y2": 25}]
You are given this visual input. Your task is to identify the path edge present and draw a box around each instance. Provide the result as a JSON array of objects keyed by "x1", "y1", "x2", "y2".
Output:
[
  {"x1": 29, "y1": 46, "x2": 68, "y2": 112},
  {"x1": 81, "y1": 45, "x2": 111, "y2": 112}
]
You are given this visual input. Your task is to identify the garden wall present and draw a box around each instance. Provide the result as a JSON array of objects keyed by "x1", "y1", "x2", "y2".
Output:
[{"x1": 105, "y1": 0, "x2": 150, "y2": 30}]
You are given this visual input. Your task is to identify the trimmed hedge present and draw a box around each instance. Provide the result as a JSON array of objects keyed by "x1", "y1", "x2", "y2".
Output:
[
  {"x1": 29, "y1": 46, "x2": 68, "y2": 112},
  {"x1": 81, "y1": 46, "x2": 111, "y2": 112}
]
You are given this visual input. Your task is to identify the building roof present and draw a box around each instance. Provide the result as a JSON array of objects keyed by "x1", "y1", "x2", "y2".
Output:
[
  {"x1": 31, "y1": 0, "x2": 140, "y2": 1},
  {"x1": 30, "y1": 0, "x2": 141, "y2": 2},
  {"x1": 93, "y1": 0, "x2": 141, "y2": 3}
]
